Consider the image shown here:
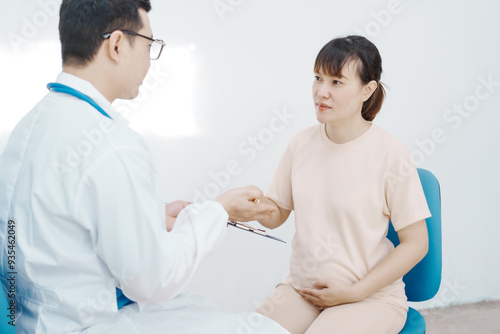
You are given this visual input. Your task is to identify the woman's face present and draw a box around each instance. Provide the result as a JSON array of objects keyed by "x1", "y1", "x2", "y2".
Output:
[{"x1": 312, "y1": 60, "x2": 374, "y2": 126}]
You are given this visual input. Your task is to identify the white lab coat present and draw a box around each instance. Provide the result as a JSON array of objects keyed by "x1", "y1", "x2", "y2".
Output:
[{"x1": 0, "y1": 73, "x2": 289, "y2": 334}]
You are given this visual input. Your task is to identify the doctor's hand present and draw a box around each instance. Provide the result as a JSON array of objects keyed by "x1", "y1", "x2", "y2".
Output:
[
  {"x1": 216, "y1": 185, "x2": 277, "y2": 222},
  {"x1": 299, "y1": 280, "x2": 363, "y2": 309},
  {"x1": 165, "y1": 200, "x2": 192, "y2": 232}
]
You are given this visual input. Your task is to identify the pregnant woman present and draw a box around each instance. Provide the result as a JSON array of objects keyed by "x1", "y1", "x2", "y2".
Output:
[{"x1": 255, "y1": 35, "x2": 431, "y2": 334}]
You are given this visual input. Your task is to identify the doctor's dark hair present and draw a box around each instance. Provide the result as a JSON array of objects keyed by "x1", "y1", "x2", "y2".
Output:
[
  {"x1": 314, "y1": 35, "x2": 386, "y2": 121},
  {"x1": 59, "y1": 0, "x2": 152, "y2": 66}
]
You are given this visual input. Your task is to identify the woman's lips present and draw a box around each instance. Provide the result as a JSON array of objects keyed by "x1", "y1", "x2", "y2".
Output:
[{"x1": 316, "y1": 103, "x2": 331, "y2": 112}]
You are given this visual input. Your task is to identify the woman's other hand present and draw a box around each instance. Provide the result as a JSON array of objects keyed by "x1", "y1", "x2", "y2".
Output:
[{"x1": 299, "y1": 280, "x2": 364, "y2": 308}]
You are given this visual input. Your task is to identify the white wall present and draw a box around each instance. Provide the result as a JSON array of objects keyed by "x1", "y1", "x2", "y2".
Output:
[{"x1": 1, "y1": 0, "x2": 499, "y2": 312}]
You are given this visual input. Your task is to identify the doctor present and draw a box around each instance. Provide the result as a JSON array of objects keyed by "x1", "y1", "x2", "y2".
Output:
[{"x1": 0, "y1": 0, "x2": 289, "y2": 333}]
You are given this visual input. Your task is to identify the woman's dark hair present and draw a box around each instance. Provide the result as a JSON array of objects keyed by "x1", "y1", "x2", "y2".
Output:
[
  {"x1": 314, "y1": 35, "x2": 386, "y2": 121},
  {"x1": 59, "y1": 0, "x2": 152, "y2": 66}
]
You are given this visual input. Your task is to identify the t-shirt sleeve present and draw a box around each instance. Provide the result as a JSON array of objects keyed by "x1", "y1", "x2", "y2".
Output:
[
  {"x1": 383, "y1": 148, "x2": 432, "y2": 231},
  {"x1": 266, "y1": 137, "x2": 295, "y2": 211}
]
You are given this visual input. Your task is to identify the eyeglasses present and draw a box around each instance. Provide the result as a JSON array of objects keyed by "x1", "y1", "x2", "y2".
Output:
[{"x1": 102, "y1": 30, "x2": 166, "y2": 60}]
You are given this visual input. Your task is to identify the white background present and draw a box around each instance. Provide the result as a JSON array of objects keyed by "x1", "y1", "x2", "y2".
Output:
[{"x1": 1, "y1": 0, "x2": 499, "y2": 312}]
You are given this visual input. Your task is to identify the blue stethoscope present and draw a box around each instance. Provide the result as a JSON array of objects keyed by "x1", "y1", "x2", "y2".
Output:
[
  {"x1": 47, "y1": 82, "x2": 134, "y2": 310},
  {"x1": 47, "y1": 83, "x2": 113, "y2": 120}
]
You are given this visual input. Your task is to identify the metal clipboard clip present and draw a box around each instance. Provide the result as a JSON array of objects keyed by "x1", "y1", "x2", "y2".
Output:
[{"x1": 227, "y1": 221, "x2": 286, "y2": 243}]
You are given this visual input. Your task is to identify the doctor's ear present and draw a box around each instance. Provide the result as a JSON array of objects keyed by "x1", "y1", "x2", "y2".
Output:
[{"x1": 104, "y1": 31, "x2": 125, "y2": 63}]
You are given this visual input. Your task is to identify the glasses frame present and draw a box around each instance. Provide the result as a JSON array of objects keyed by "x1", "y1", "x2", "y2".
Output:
[{"x1": 102, "y1": 30, "x2": 165, "y2": 60}]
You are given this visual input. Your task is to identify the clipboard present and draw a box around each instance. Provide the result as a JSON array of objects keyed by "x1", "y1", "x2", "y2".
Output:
[{"x1": 227, "y1": 221, "x2": 286, "y2": 243}]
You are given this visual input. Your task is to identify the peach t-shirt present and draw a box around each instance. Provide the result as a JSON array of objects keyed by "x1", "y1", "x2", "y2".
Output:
[{"x1": 267, "y1": 123, "x2": 431, "y2": 310}]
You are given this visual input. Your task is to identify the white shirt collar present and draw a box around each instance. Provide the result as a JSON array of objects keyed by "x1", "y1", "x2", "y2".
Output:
[{"x1": 54, "y1": 72, "x2": 129, "y2": 125}]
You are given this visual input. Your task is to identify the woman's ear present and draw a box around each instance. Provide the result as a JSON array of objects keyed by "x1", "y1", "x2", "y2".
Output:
[{"x1": 362, "y1": 80, "x2": 378, "y2": 102}]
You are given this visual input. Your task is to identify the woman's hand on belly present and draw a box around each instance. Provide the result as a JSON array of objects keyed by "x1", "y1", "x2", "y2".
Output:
[{"x1": 299, "y1": 280, "x2": 363, "y2": 308}]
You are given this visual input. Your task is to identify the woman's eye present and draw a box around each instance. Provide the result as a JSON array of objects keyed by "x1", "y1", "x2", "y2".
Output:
[
  {"x1": 314, "y1": 76, "x2": 321, "y2": 81},
  {"x1": 333, "y1": 80, "x2": 342, "y2": 85}
]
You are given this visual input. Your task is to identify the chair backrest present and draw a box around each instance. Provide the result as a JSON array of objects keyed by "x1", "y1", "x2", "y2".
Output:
[
  {"x1": 1, "y1": 285, "x2": 16, "y2": 334},
  {"x1": 386, "y1": 168, "x2": 442, "y2": 302}
]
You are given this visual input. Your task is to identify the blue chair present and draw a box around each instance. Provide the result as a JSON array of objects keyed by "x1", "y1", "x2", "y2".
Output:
[
  {"x1": 386, "y1": 168, "x2": 442, "y2": 334},
  {"x1": 1, "y1": 285, "x2": 16, "y2": 334}
]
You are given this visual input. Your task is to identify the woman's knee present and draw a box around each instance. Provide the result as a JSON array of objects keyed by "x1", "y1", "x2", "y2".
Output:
[{"x1": 256, "y1": 283, "x2": 320, "y2": 334}]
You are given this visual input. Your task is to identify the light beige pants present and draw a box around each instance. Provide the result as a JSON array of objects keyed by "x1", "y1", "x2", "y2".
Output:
[{"x1": 256, "y1": 283, "x2": 407, "y2": 334}]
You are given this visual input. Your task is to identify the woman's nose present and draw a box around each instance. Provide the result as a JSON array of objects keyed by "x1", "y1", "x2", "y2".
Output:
[{"x1": 316, "y1": 83, "x2": 330, "y2": 98}]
